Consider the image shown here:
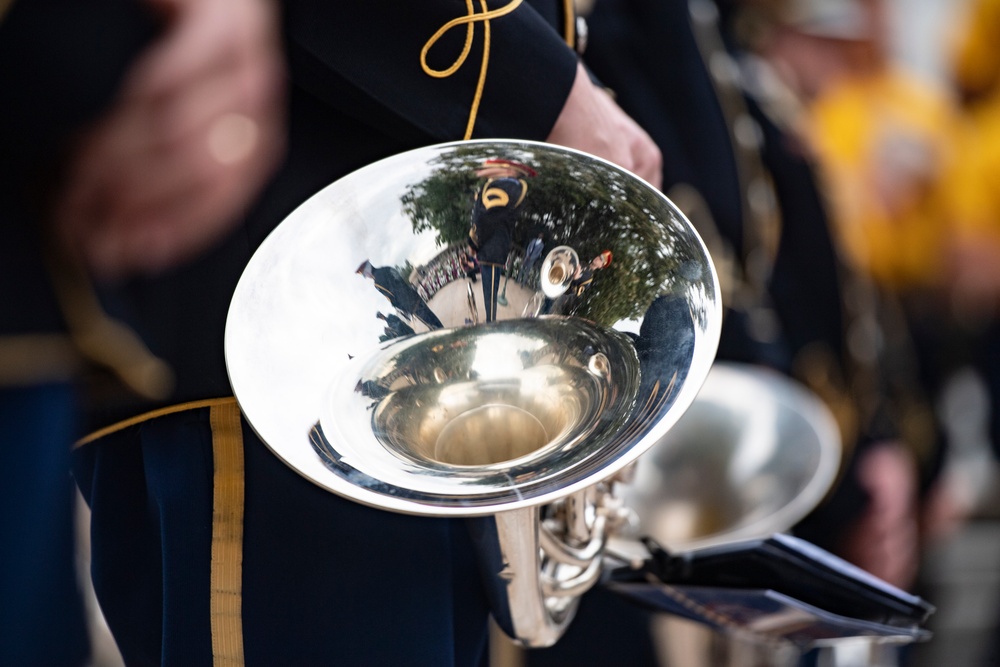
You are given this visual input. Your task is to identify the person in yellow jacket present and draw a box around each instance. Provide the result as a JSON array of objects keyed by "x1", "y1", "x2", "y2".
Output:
[
  {"x1": 944, "y1": 0, "x2": 1000, "y2": 311},
  {"x1": 744, "y1": 0, "x2": 969, "y2": 573},
  {"x1": 807, "y1": 70, "x2": 961, "y2": 292},
  {"x1": 933, "y1": 0, "x2": 1000, "y2": 496}
]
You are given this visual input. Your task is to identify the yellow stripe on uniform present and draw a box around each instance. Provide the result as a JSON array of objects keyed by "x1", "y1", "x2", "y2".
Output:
[
  {"x1": 210, "y1": 400, "x2": 246, "y2": 667},
  {"x1": 482, "y1": 186, "x2": 511, "y2": 209},
  {"x1": 75, "y1": 397, "x2": 239, "y2": 447},
  {"x1": 562, "y1": 0, "x2": 575, "y2": 47}
]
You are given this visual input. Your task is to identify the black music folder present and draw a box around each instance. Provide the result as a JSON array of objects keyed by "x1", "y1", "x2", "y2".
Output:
[{"x1": 607, "y1": 533, "x2": 934, "y2": 649}]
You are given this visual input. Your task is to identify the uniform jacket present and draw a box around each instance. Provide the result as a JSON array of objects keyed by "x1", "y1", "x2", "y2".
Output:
[
  {"x1": 0, "y1": 0, "x2": 157, "y2": 386},
  {"x1": 75, "y1": 3, "x2": 587, "y2": 666},
  {"x1": 93, "y1": 0, "x2": 582, "y2": 422},
  {"x1": 470, "y1": 176, "x2": 529, "y2": 265}
]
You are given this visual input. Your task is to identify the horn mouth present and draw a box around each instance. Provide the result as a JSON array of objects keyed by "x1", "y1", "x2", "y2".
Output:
[
  {"x1": 540, "y1": 246, "x2": 580, "y2": 298},
  {"x1": 432, "y1": 404, "x2": 550, "y2": 466},
  {"x1": 621, "y1": 362, "x2": 841, "y2": 550},
  {"x1": 225, "y1": 139, "x2": 723, "y2": 518},
  {"x1": 310, "y1": 317, "x2": 645, "y2": 511},
  {"x1": 378, "y1": 371, "x2": 585, "y2": 468}
]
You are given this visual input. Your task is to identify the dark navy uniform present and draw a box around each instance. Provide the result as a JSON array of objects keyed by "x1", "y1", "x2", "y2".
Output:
[
  {"x1": 0, "y1": 2, "x2": 158, "y2": 665},
  {"x1": 366, "y1": 263, "x2": 444, "y2": 330},
  {"x1": 378, "y1": 311, "x2": 417, "y2": 341},
  {"x1": 470, "y1": 175, "x2": 529, "y2": 321},
  {"x1": 73, "y1": 2, "x2": 585, "y2": 666},
  {"x1": 569, "y1": 266, "x2": 597, "y2": 296}
]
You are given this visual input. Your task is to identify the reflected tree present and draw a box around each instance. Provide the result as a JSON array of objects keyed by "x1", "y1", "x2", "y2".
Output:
[{"x1": 400, "y1": 143, "x2": 714, "y2": 327}]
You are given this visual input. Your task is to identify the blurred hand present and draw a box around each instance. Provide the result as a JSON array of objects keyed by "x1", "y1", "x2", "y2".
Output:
[
  {"x1": 920, "y1": 475, "x2": 968, "y2": 544},
  {"x1": 55, "y1": 0, "x2": 286, "y2": 279},
  {"x1": 947, "y1": 232, "x2": 1000, "y2": 314},
  {"x1": 547, "y1": 62, "x2": 662, "y2": 189},
  {"x1": 840, "y1": 441, "x2": 920, "y2": 589}
]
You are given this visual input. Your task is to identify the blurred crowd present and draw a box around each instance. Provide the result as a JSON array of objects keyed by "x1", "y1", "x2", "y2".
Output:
[{"x1": 747, "y1": 0, "x2": 1000, "y2": 549}]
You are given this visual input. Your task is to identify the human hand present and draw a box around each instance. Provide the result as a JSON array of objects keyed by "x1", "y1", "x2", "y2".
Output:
[
  {"x1": 546, "y1": 62, "x2": 662, "y2": 189},
  {"x1": 54, "y1": 0, "x2": 286, "y2": 279},
  {"x1": 839, "y1": 441, "x2": 920, "y2": 589},
  {"x1": 946, "y1": 232, "x2": 1000, "y2": 314},
  {"x1": 920, "y1": 475, "x2": 968, "y2": 544}
]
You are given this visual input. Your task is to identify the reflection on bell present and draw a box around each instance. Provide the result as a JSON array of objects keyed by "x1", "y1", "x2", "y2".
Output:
[
  {"x1": 340, "y1": 318, "x2": 641, "y2": 479},
  {"x1": 587, "y1": 352, "x2": 611, "y2": 381},
  {"x1": 540, "y1": 246, "x2": 581, "y2": 298},
  {"x1": 226, "y1": 139, "x2": 722, "y2": 647},
  {"x1": 466, "y1": 282, "x2": 480, "y2": 325},
  {"x1": 548, "y1": 264, "x2": 569, "y2": 285},
  {"x1": 434, "y1": 404, "x2": 549, "y2": 465}
]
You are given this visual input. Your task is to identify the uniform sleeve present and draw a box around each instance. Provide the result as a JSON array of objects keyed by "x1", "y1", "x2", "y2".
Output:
[
  {"x1": 283, "y1": 0, "x2": 579, "y2": 143},
  {"x1": 0, "y1": 0, "x2": 158, "y2": 179},
  {"x1": 0, "y1": 0, "x2": 158, "y2": 339}
]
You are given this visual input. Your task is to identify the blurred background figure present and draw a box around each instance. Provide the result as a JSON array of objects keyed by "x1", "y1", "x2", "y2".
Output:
[
  {"x1": 53, "y1": 0, "x2": 286, "y2": 281},
  {"x1": 524, "y1": 0, "x2": 957, "y2": 665},
  {"x1": 947, "y1": 0, "x2": 1000, "y2": 478},
  {"x1": 719, "y1": 1, "x2": 1000, "y2": 664},
  {"x1": 757, "y1": 0, "x2": 961, "y2": 296},
  {"x1": 0, "y1": 0, "x2": 284, "y2": 664},
  {"x1": 734, "y1": 0, "x2": 964, "y2": 575}
]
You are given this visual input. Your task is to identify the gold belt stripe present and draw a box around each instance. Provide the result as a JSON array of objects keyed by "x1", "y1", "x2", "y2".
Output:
[
  {"x1": 561, "y1": 0, "x2": 575, "y2": 47},
  {"x1": 209, "y1": 400, "x2": 246, "y2": 667},
  {"x1": 75, "y1": 397, "x2": 238, "y2": 447}
]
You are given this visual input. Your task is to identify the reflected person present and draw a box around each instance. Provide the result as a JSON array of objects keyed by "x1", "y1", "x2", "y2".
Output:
[
  {"x1": 469, "y1": 158, "x2": 536, "y2": 321},
  {"x1": 377, "y1": 311, "x2": 416, "y2": 342},
  {"x1": 570, "y1": 249, "x2": 613, "y2": 296},
  {"x1": 519, "y1": 232, "x2": 545, "y2": 285},
  {"x1": 542, "y1": 249, "x2": 612, "y2": 315},
  {"x1": 357, "y1": 259, "x2": 443, "y2": 331}
]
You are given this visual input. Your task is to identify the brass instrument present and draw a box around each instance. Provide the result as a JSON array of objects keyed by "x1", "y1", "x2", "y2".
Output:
[
  {"x1": 539, "y1": 245, "x2": 581, "y2": 298},
  {"x1": 225, "y1": 141, "x2": 921, "y2": 656},
  {"x1": 622, "y1": 361, "x2": 841, "y2": 553},
  {"x1": 620, "y1": 362, "x2": 845, "y2": 666},
  {"x1": 226, "y1": 140, "x2": 722, "y2": 647}
]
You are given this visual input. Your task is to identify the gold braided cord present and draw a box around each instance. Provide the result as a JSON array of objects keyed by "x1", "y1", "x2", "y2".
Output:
[
  {"x1": 420, "y1": 0, "x2": 524, "y2": 140},
  {"x1": 209, "y1": 401, "x2": 246, "y2": 667},
  {"x1": 420, "y1": 0, "x2": 478, "y2": 79}
]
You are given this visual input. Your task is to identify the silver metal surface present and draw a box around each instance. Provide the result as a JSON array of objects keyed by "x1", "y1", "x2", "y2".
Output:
[
  {"x1": 540, "y1": 246, "x2": 581, "y2": 298},
  {"x1": 225, "y1": 140, "x2": 722, "y2": 646},
  {"x1": 226, "y1": 140, "x2": 722, "y2": 517},
  {"x1": 622, "y1": 362, "x2": 842, "y2": 552}
]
